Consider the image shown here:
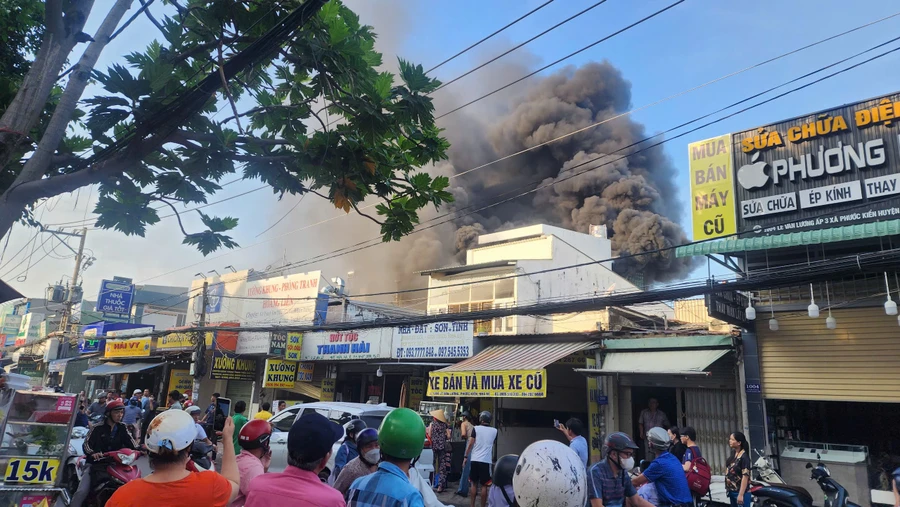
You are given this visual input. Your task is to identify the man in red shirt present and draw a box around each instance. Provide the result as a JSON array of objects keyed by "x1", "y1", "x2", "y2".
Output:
[{"x1": 244, "y1": 412, "x2": 345, "y2": 507}]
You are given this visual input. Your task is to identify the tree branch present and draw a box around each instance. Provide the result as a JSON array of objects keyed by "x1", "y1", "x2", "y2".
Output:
[
  {"x1": 45, "y1": 0, "x2": 64, "y2": 39},
  {"x1": 154, "y1": 197, "x2": 190, "y2": 236},
  {"x1": 171, "y1": 35, "x2": 255, "y2": 63},
  {"x1": 137, "y1": 0, "x2": 166, "y2": 33},
  {"x1": 217, "y1": 39, "x2": 243, "y2": 133},
  {"x1": 175, "y1": 129, "x2": 292, "y2": 147},
  {"x1": 229, "y1": 153, "x2": 295, "y2": 163},
  {"x1": 109, "y1": 0, "x2": 156, "y2": 41},
  {"x1": 14, "y1": 0, "x2": 133, "y2": 191}
]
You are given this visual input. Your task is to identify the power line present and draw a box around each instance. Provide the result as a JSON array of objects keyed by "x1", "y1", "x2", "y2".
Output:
[
  {"x1": 425, "y1": 0, "x2": 557, "y2": 74},
  {"x1": 434, "y1": 0, "x2": 686, "y2": 120},
  {"x1": 432, "y1": 0, "x2": 609, "y2": 92}
]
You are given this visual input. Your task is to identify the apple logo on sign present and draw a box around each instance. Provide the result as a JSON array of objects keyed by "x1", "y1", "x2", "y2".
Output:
[{"x1": 737, "y1": 152, "x2": 770, "y2": 190}]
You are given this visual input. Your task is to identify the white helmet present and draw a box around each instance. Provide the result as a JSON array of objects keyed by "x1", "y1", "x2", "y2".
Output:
[
  {"x1": 184, "y1": 405, "x2": 202, "y2": 415},
  {"x1": 146, "y1": 409, "x2": 196, "y2": 454},
  {"x1": 513, "y1": 440, "x2": 587, "y2": 507}
]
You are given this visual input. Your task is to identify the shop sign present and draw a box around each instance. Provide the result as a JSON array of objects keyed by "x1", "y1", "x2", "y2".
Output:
[
  {"x1": 97, "y1": 279, "x2": 135, "y2": 317},
  {"x1": 586, "y1": 357, "x2": 603, "y2": 463},
  {"x1": 236, "y1": 331, "x2": 270, "y2": 355},
  {"x1": 427, "y1": 369, "x2": 547, "y2": 398},
  {"x1": 21, "y1": 494, "x2": 53, "y2": 507},
  {"x1": 1, "y1": 313, "x2": 21, "y2": 347},
  {"x1": 392, "y1": 321, "x2": 474, "y2": 359},
  {"x1": 745, "y1": 382, "x2": 762, "y2": 394},
  {"x1": 79, "y1": 337, "x2": 104, "y2": 354},
  {"x1": 263, "y1": 359, "x2": 297, "y2": 389},
  {"x1": 104, "y1": 338, "x2": 151, "y2": 358},
  {"x1": 17, "y1": 313, "x2": 44, "y2": 346},
  {"x1": 47, "y1": 358, "x2": 73, "y2": 373},
  {"x1": 730, "y1": 93, "x2": 900, "y2": 235},
  {"x1": 209, "y1": 349, "x2": 257, "y2": 381},
  {"x1": 555, "y1": 350, "x2": 593, "y2": 366},
  {"x1": 157, "y1": 332, "x2": 193, "y2": 350},
  {"x1": 106, "y1": 327, "x2": 153, "y2": 338},
  {"x1": 297, "y1": 362, "x2": 314, "y2": 382},
  {"x1": 320, "y1": 378, "x2": 336, "y2": 401},
  {"x1": 269, "y1": 331, "x2": 287, "y2": 356},
  {"x1": 55, "y1": 395, "x2": 76, "y2": 413},
  {"x1": 189, "y1": 271, "x2": 249, "y2": 325},
  {"x1": 17, "y1": 358, "x2": 42, "y2": 378},
  {"x1": 285, "y1": 332, "x2": 302, "y2": 361},
  {"x1": 168, "y1": 369, "x2": 193, "y2": 393},
  {"x1": 240, "y1": 271, "x2": 320, "y2": 325},
  {"x1": 3, "y1": 457, "x2": 60, "y2": 484},
  {"x1": 301, "y1": 328, "x2": 391, "y2": 361},
  {"x1": 407, "y1": 377, "x2": 424, "y2": 409},
  {"x1": 689, "y1": 134, "x2": 737, "y2": 240}
]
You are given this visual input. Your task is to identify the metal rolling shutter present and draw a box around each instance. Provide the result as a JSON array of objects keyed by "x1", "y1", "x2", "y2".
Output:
[
  {"x1": 225, "y1": 380, "x2": 253, "y2": 408},
  {"x1": 758, "y1": 307, "x2": 900, "y2": 402},
  {"x1": 682, "y1": 388, "x2": 740, "y2": 474}
]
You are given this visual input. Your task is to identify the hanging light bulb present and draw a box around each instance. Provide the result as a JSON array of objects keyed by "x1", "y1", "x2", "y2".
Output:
[
  {"x1": 768, "y1": 291, "x2": 778, "y2": 331},
  {"x1": 825, "y1": 282, "x2": 836, "y2": 329},
  {"x1": 744, "y1": 292, "x2": 756, "y2": 320},
  {"x1": 807, "y1": 283, "x2": 819, "y2": 318},
  {"x1": 884, "y1": 272, "x2": 898, "y2": 316},
  {"x1": 376, "y1": 366, "x2": 383, "y2": 378}
]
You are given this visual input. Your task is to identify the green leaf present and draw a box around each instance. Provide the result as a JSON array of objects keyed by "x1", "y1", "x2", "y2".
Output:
[
  {"x1": 373, "y1": 72, "x2": 392, "y2": 101},
  {"x1": 197, "y1": 211, "x2": 239, "y2": 233},
  {"x1": 182, "y1": 231, "x2": 239, "y2": 256},
  {"x1": 93, "y1": 194, "x2": 160, "y2": 237}
]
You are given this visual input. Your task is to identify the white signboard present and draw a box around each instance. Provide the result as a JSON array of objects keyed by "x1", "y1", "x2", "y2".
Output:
[
  {"x1": 392, "y1": 321, "x2": 474, "y2": 359},
  {"x1": 241, "y1": 271, "x2": 321, "y2": 325},
  {"x1": 740, "y1": 192, "x2": 798, "y2": 218},
  {"x1": 106, "y1": 326, "x2": 154, "y2": 337},
  {"x1": 799, "y1": 180, "x2": 863, "y2": 209},
  {"x1": 236, "y1": 331, "x2": 271, "y2": 355},
  {"x1": 864, "y1": 173, "x2": 900, "y2": 198},
  {"x1": 189, "y1": 270, "x2": 250, "y2": 325},
  {"x1": 301, "y1": 328, "x2": 392, "y2": 361},
  {"x1": 18, "y1": 313, "x2": 44, "y2": 345}
]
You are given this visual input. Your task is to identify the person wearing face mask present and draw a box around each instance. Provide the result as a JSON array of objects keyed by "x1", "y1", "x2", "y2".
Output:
[
  {"x1": 333, "y1": 428, "x2": 380, "y2": 498},
  {"x1": 587, "y1": 432, "x2": 655, "y2": 507},
  {"x1": 632, "y1": 428, "x2": 692, "y2": 507}
]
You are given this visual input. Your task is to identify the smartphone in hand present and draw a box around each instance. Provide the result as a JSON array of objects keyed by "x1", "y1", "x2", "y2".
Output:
[{"x1": 553, "y1": 419, "x2": 560, "y2": 429}]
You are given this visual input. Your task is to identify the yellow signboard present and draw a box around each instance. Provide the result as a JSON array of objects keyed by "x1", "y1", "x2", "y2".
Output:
[
  {"x1": 407, "y1": 377, "x2": 424, "y2": 409},
  {"x1": 157, "y1": 332, "x2": 193, "y2": 350},
  {"x1": 320, "y1": 378, "x2": 336, "y2": 401},
  {"x1": 296, "y1": 362, "x2": 314, "y2": 382},
  {"x1": 263, "y1": 359, "x2": 297, "y2": 389},
  {"x1": 4, "y1": 457, "x2": 60, "y2": 484},
  {"x1": 104, "y1": 338, "x2": 151, "y2": 358},
  {"x1": 688, "y1": 134, "x2": 737, "y2": 240},
  {"x1": 427, "y1": 369, "x2": 547, "y2": 398},
  {"x1": 285, "y1": 332, "x2": 303, "y2": 361},
  {"x1": 168, "y1": 369, "x2": 192, "y2": 393}
]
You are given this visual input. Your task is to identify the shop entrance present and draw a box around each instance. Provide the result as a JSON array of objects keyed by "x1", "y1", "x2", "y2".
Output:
[
  {"x1": 383, "y1": 375, "x2": 404, "y2": 407},
  {"x1": 630, "y1": 386, "x2": 677, "y2": 460}
]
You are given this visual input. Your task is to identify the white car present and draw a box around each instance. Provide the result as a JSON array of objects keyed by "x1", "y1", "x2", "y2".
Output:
[{"x1": 267, "y1": 402, "x2": 434, "y2": 480}]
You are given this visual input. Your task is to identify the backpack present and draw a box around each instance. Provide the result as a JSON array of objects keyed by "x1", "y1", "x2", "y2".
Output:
[{"x1": 685, "y1": 447, "x2": 711, "y2": 496}]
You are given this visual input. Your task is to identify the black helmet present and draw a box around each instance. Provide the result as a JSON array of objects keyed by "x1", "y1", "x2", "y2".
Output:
[
  {"x1": 356, "y1": 428, "x2": 378, "y2": 449},
  {"x1": 346, "y1": 419, "x2": 367, "y2": 440},
  {"x1": 492, "y1": 454, "x2": 519, "y2": 487},
  {"x1": 605, "y1": 432, "x2": 639, "y2": 453},
  {"x1": 479, "y1": 411, "x2": 492, "y2": 424}
]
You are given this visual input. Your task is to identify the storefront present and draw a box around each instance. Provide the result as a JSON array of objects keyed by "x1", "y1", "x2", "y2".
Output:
[
  {"x1": 579, "y1": 335, "x2": 740, "y2": 473},
  {"x1": 428, "y1": 338, "x2": 597, "y2": 457},
  {"x1": 757, "y1": 306, "x2": 900, "y2": 507},
  {"x1": 300, "y1": 327, "x2": 394, "y2": 404}
]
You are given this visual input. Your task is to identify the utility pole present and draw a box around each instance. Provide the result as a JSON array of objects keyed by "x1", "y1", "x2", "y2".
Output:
[
  {"x1": 191, "y1": 281, "x2": 209, "y2": 403},
  {"x1": 46, "y1": 227, "x2": 87, "y2": 340}
]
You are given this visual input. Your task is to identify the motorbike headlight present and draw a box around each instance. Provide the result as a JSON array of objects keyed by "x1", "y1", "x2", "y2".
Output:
[{"x1": 117, "y1": 453, "x2": 136, "y2": 465}]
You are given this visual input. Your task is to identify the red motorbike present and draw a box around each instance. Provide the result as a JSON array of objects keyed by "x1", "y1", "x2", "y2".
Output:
[{"x1": 71, "y1": 448, "x2": 143, "y2": 506}]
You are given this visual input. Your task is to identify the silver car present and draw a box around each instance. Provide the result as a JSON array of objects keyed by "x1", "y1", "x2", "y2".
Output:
[{"x1": 267, "y1": 402, "x2": 434, "y2": 480}]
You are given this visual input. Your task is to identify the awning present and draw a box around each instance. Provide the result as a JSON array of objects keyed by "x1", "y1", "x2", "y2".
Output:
[
  {"x1": 428, "y1": 341, "x2": 596, "y2": 398},
  {"x1": 286, "y1": 381, "x2": 322, "y2": 400},
  {"x1": 675, "y1": 219, "x2": 900, "y2": 258},
  {"x1": 577, "y1": 349, "x2": 730, "y2": 376},
  {"x1": 82, "y1": 362, "x2": 164, "y2": 376}
]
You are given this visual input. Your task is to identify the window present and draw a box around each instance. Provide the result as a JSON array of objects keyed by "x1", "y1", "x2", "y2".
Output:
[
  {"x1": 272, "y1": 408, "x2": 300, "y2": 432},
  {"x1": 471, "y1": 282, "x2": 493, "y2": 301},
  {"x1": 495, "y1": 278, "x2": 514, "y2": 299},
  {"x1": 449, "y1": 285, "x2": 469, "y2": 304}
]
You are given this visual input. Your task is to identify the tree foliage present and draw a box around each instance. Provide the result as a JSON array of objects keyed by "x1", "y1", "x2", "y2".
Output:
[{"x1": 0, "y1": 0, "x2": 452, "y2": 254}]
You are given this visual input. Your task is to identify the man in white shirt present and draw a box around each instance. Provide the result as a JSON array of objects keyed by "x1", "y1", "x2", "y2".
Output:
[{"x1": 464, "y1": 411, "x2": 499, "y2": 507}]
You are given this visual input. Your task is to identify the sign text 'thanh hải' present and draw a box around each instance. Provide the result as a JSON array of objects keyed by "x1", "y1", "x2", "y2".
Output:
[{"x1": 427, "y1": 369, "x2": 547, "y2": 398}]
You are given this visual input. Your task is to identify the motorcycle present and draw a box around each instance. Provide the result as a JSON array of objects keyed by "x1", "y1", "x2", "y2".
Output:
[
  {"x1": 751, "y1": 449, "x2": 786, "y2": 491},
  {"x1": 70, "y1": 448, "x2": 143, "y2": 506},
  {"x1": 753, "y1": 461, "x2": 856, "y2": 507},
  {"x1": 187, "y1": 440, "x2": 216, "y2": 472}
]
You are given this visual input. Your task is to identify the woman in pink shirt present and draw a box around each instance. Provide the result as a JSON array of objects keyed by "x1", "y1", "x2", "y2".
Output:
[{"x1": 231, "y1": 419, "x2": 273, "y2": 507}]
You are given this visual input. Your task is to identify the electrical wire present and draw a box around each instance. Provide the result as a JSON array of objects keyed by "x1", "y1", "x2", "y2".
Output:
[
  {"x1": 425, "y1": 0, "x2": 556, "y2": 74},
  {"x1": 434, "y1": 0, "x2": 686, "y2": 120},
  {"x1": 432, "y1": 0, "x2": 610, "y2": 92}
]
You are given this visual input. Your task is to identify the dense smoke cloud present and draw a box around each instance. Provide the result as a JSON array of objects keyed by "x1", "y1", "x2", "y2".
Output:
[{"x1": 269, "y1": 12, "x2": 694, "y2": 300}]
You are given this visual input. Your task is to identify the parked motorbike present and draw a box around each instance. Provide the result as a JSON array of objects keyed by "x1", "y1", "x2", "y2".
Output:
[
  {"x1": 70, "y1": 448, "x2": 143, "y2": 506},
  {"x1": 751, "y1": 449, "x2": 786, "y2": 492},
  {"x1": 753, "y1": 461, "x2": 857, "y2": 507}
]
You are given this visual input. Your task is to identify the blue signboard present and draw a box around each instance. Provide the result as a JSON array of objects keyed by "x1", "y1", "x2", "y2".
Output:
[
  {"x1": 97, "y1": 279, "x2": 135, "y2": 316},
  {"x1": 206, "y1": 282, "x2": 224, "y2": 314},
  {"x1": 745, "y1": 382, "x2": 762, "y2": 394}
]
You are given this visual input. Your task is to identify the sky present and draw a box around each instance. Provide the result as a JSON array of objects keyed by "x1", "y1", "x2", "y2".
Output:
[{"x1": 5, "y1": 0, "x2": 900, "y2": 305}]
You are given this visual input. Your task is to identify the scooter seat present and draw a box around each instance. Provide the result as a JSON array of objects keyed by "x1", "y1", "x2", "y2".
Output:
[{"x1": 754, "y1": 485, "x2": 814, "y2": 507}]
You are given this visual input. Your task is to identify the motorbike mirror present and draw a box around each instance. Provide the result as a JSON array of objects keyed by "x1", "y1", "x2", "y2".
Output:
[{"x1": 806, "y1": 463, "x2": 813, "y2": 469}]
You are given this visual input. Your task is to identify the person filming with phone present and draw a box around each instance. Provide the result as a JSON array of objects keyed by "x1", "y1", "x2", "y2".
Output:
[{"x1": 556, "y1": 418, "x2": 589, "y2": 469}]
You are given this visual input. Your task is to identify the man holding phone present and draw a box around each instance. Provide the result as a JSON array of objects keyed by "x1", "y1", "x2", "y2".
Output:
[{"x1": 556, "y1": 418, "x2": 589, "y2": 469}]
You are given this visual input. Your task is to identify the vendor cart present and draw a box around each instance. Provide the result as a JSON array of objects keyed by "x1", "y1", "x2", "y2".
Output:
[{"x1": 0, "y1": 388, "x2": 79, "y2": 507}]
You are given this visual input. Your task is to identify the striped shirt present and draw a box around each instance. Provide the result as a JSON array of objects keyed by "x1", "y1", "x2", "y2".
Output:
[{"x1": 348, "y1": 462, "x2": 425, "y2": 507}]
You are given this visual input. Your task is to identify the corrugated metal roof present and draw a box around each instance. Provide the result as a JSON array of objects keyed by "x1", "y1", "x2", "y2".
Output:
[
  {"x1": 675, "y1": 219, "x2": 900, "y2": 258},
  {"x1": 438, "y1": 341, "x2": 596, "y2": 372},
  {"x1": 82, "y1": 362, "x2": 163, "y2": 376}
]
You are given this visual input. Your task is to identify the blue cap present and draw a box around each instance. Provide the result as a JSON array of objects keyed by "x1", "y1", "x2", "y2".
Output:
[{"x1": 288, "y1": 412, "x2": 344, "y2": 462}]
